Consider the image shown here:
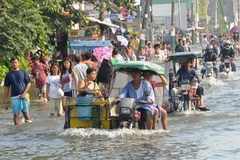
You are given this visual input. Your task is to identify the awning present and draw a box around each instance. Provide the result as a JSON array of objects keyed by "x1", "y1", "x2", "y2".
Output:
[
  {"x1": 70, "y1": 40, "x2": 112, "y2": 50},
  {"x1": 87, "y1": 17, "x2": 120, "y2": 28},
  {"x1": 112, "y1": 19, "x2": 141, "y2": 27}
]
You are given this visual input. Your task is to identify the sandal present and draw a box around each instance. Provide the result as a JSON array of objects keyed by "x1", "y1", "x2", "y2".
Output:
[{"x1": 199, "y1": 106, "x2": 210, "y2": 111}]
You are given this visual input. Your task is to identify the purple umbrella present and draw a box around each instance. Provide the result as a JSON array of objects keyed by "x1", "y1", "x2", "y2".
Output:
[{"x1": 230, "y1": 26, "x2": 239, "y2": 33}]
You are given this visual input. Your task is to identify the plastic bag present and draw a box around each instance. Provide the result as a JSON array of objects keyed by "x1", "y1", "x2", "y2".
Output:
[{"x1": 57, "y1": 88, "x2": 64, "y2": 97}]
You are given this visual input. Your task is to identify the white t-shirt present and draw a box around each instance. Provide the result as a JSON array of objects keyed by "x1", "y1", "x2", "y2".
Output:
[
  {"x1": 201, "y1": 38, "x2": 208, "y2": 49},
  {"x1": 149, "y1": 51, "x2": 166, "y2": 62},
  {"x1": 46, "y1": 75, "x2": 61, "y2": 98},
  {"x1": 135, "y1": 81, "x2": 143, "y2": 99}
]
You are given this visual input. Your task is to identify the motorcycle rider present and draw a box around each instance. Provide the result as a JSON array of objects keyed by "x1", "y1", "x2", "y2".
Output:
[
  {"x1": 219, "y1": 40, "x2": 236, "y2": 72},
  {"x1": 173, "y1": 58, "x2": 210, "y2": 111},
  {"x1": 112, "y1": 68, "x2": 155, "y2": 130},
  {"x1": 201, "y1": 44, "x2": 219, "y2": 79}
]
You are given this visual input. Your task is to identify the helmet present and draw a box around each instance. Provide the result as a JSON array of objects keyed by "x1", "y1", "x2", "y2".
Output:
[
  {"x1": 206, "y1": 44, "x2": 213, "y2": 50},
  {"x1": 224, "y1": 40, "x2": 231, "y2": 49},
  {"x1": 224, "y1": 40, "x2": 231, "y2": 46}
]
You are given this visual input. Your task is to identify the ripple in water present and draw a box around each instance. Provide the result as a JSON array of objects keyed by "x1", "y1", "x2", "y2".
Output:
[
  {"x1": 200, "y1": 77, "x2": 226, "y2": 87},
  {"x1": 59, "y1": 128, "x2": 170, "y2": 139},
  {"x1": 218, "y1": 72, "x2": 239, "y2": 81}
]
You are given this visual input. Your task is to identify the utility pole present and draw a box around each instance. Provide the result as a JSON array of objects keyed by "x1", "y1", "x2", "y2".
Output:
[
  {"x1": 178, "y1": 0, "x2": 181, "y2": 29},
  {"x1": 140, "y1": 0, "x2": 151, "y2": 48},
  {"x1": 214, "y1": 0, "x2": 218, "y2": 30},
  {"x1": 191, "y1": 0, "x2": 195, "y2": 45},
  {"x1": 149, "y1": 0, "x2": 153, "y2": 42},
  {"x1": 171, "y1": 0, "x2": 176, "y2": 53},
  {"x1": 238, "y1": 0, "x2": 240, "y2": 27},
  {"x1": 99, "y1": 0, "x2": 105, "y2": 40}
]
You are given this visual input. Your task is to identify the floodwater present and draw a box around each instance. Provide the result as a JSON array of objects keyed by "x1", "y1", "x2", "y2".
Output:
[{"x1": 1, "y1": 60, "x2": 240, "y2": 160}]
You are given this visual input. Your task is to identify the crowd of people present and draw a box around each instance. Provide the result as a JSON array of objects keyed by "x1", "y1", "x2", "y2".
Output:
[
  {"x1": 3, "y1": 51, "x2": 103, "y2": 125},
  {"x1": 4, "y1": 32, "x2": 238, "y2": 129},
  {"x1": 3, "y1": 36, "x2": 173, "y2": 130}
]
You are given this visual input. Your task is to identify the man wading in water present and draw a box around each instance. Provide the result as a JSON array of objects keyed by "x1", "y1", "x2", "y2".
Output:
[{"x1": 3, "y1": 56, "x2": 32, "y2": 125}]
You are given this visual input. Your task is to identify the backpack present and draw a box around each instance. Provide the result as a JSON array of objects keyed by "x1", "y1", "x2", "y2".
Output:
[{"x1": 97, "y1": 59, "x2": 113, "y2": 84}]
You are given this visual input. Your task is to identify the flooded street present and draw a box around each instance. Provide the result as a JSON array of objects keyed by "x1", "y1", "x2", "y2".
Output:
[{"x1": 1, "y1": 60, "x2": 240, "y2": 160}]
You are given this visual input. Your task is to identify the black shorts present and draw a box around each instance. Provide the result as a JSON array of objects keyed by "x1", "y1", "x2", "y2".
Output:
[
  {"x1": 64, "y1": 90, "x2": 76, "y2": 98},
  {"x1": 137, "y1": 108, "x2": 153, "y2": 121},
  {"x1": 196, "y1": 86, "x2": 204, "y2": 96}
]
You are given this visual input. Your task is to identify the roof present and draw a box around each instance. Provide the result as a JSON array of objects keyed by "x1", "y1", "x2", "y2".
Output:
[
  {"x1": 70, "y1": 40, "x2": 112, "y2": 50},
  {"x1": 87, "y1": 17, "x2": 120, "y2": 28},
  {"x1": 169, "y1": 51, "x2": 202, "y2": 63}
]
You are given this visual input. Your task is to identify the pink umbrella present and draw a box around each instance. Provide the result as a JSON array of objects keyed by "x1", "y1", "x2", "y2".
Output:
[
  {"x1": 230, "y1": 26, "x2": 239, "y2": 34},
  {"x1": 93, "y1": 46, "x2": 113, "y2": 63}
]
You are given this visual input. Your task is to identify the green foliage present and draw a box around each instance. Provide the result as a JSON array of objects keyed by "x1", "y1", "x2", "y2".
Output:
[
  {"x1": 107, "y1": 0, "x2": 137, "y2": 12},
  {"x1": 0, "y1": 65, "x2": 8, "y2": 82},
  {"x1": 0, "y1": 0, "x2": 49, "y2": 58},
  {"x1": 34, "y1": 0, "x2": 92, "y2": 32},
  {"x1": 0, "y1": 0, "x2": 137, "y2": 72},
  {"x1": 18, "y1": 56, "x2": 31, "y2": 72},
  {"x1": 84, "y1": 26, "x2": 100, "y2": 37},
  {"x1": 0, "y1": 56, "x2": 30, "y2": 82}
]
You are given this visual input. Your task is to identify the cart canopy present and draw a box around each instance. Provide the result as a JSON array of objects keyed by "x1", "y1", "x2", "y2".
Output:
[
  {"x1": 169, "y1": 51, "x2": 201, "y2": 64},
  {"x1": 113, "y1": 61, "x2": 165, "y2": 75}
]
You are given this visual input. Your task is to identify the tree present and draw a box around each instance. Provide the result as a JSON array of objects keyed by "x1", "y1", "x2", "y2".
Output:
[
  {"x1": 0, "y1": 0, "x2": 49, "y2": 58},
  {"x1": 0, "y1": 0, "x2": 137, "y2": 58}
]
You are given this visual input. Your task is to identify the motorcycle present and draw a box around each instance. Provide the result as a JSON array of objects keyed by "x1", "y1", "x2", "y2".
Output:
[
  {"x1": 178, "y1": 78, "x2": 199, "y2": 112},
  {"x1": 169, "y1": 78, "x2": 199, "y2": 112},
  {"x1": 223, "y1": 56, "x2": 232, "y2": 73},
  {"x1": 179, "y1": 79, "x2": 191, "y2": 111},
  {"x1": 167, "y1": 51, "x2": 202, "y2": 113},
  {"x1": 117, "y1": 98, "x2": 150, "y2": 129},
  {"x1": 169, "y1": 69, "x2": 180, "y2": 112},
  {"x1": 202, "y1": 61, "x2": 216, "y2": 78}
]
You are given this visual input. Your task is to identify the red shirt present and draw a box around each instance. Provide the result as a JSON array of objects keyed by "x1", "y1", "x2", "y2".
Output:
[
  {"x1": 151, "y1": 81, "x2": 158, "y2": 90},
  {"x1": 82, "y1": 60, "x2": 96, "y2": 68},
  {"x1": 31, "y1": 63, "x2": 48, "y2": 87}
]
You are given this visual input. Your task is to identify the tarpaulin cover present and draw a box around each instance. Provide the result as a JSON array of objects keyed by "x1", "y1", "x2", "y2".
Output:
[{"x1": 113, "y1": 61, "x2": 165, "y2": 75}]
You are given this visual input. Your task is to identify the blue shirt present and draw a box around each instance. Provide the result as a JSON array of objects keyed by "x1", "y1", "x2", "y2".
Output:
[
  {"x1": 177, "y1": 67, "x2": 198, "y2": 82},
  {"x1": 4, "y1": 69, "x2": 31, "y2": 97},
  {"x1": 118, "y1": 80, "x2": 155, "y2": 114}
]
